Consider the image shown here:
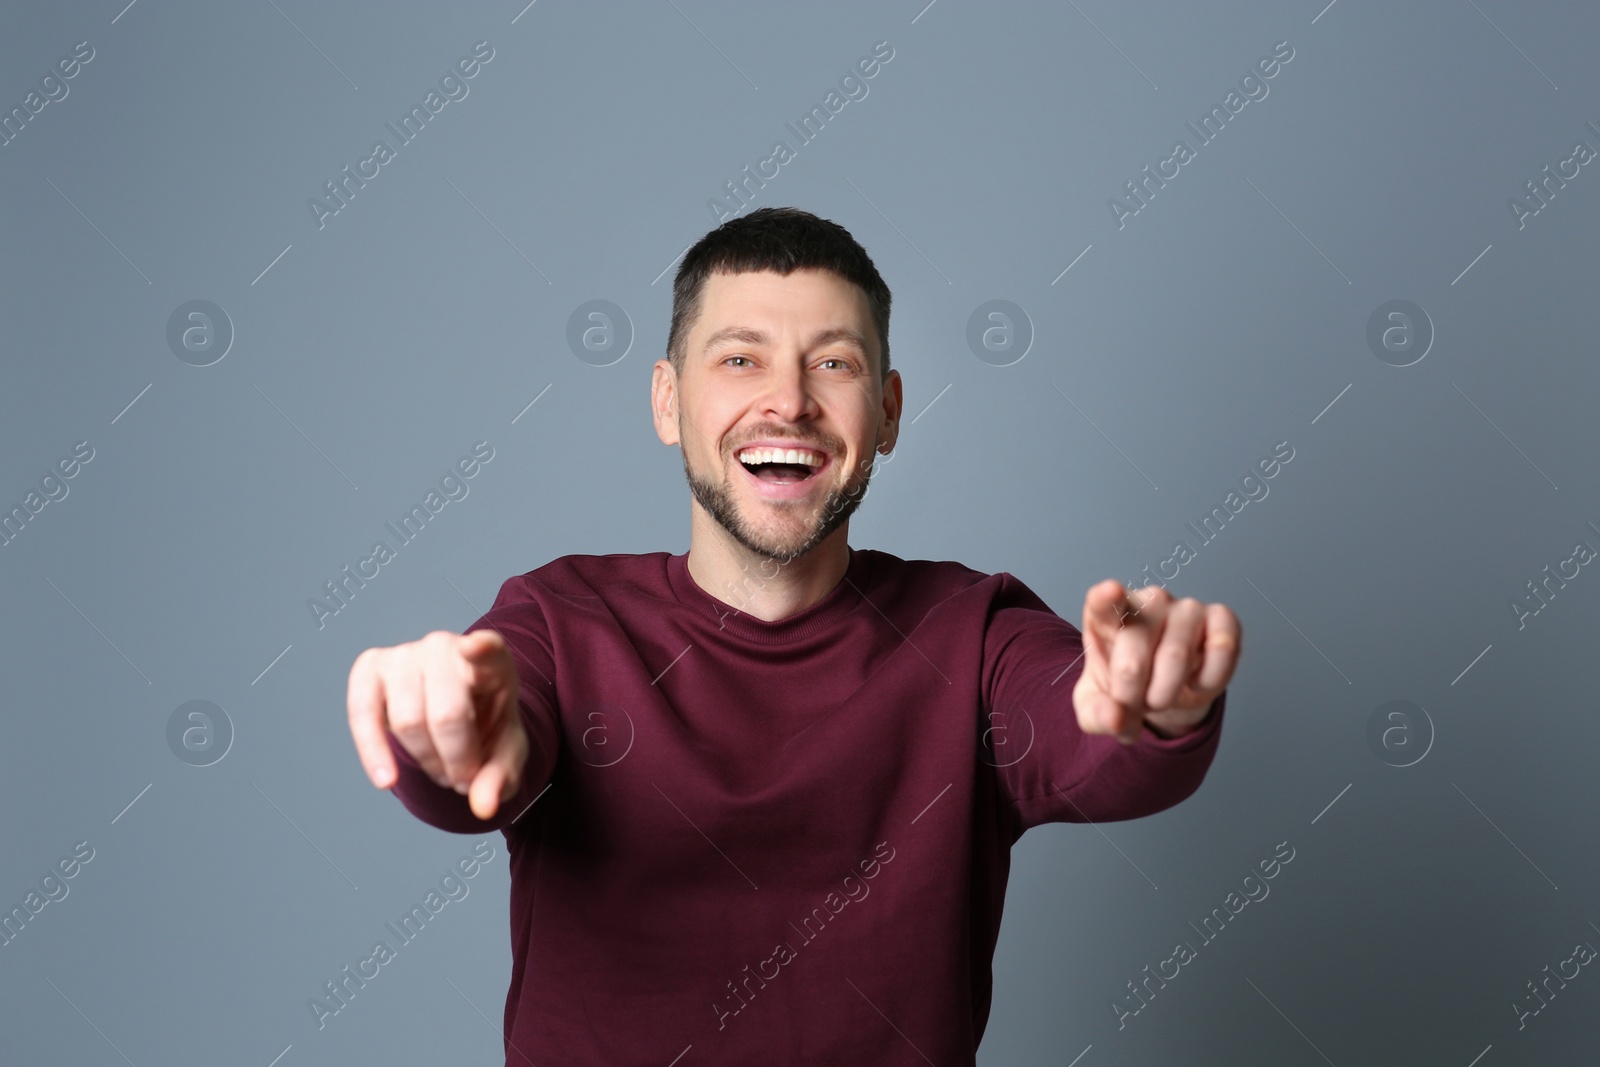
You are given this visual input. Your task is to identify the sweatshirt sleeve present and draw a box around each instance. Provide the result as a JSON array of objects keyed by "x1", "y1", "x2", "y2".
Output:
[
  {"x1": 386, "y1": 574, "x2": 562, "y2": 834},
  {"x1": 979, "y1": 572, "x2": 1225, "y2": 838}
]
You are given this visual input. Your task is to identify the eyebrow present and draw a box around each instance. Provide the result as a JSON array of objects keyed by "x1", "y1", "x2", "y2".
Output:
[{"x1": 702, "y1": 325, "x2": 869, "y2": 358}]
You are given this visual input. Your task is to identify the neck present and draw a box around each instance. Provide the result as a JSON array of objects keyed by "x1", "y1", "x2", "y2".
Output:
[{"x1": 685, "y1": 511, "x2": 851, "y2": 623}]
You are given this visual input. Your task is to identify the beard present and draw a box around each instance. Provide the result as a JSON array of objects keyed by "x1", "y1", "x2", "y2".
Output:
[{"x1": 681, "y1": 439, "x2": 876, "y2": 564}]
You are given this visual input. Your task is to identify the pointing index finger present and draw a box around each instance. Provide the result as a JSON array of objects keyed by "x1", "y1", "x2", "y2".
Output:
[{"x1": 1083, "y1": 579, "x2": 1142, "y2": 639}]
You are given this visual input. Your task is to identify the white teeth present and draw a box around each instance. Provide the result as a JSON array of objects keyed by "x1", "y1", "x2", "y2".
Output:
[{"x1": 737, "y1": 446, "x2": 825, "y2": 467}]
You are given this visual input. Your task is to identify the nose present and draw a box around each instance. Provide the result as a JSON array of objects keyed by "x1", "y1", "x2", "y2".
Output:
[{"x1": 759, "y1": 358, "x2": 820, "y2": 424}]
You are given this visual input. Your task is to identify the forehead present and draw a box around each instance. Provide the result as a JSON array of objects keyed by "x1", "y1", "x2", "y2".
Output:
[{"x1": 693, "y1": 268, "x2": 873, "y2": 347}]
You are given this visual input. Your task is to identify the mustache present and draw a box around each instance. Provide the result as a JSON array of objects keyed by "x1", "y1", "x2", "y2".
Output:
[{"x1": 729, "y1": 431, "x2": 839, "y2": 455}]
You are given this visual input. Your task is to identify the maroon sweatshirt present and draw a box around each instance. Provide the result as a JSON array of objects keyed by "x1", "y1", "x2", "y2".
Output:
[{"x1": 385, "y1": 547, "x2": 1225, "y2": 1065}]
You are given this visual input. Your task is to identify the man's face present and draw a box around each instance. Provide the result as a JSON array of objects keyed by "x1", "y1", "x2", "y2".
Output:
[{"x1": 652, "y1": 267, "x2": 902, "y2": 563}]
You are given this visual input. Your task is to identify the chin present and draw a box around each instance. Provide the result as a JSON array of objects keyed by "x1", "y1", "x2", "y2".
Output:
[{"x1": 737, "y1": 520, "x2": 824, "y2": 561}]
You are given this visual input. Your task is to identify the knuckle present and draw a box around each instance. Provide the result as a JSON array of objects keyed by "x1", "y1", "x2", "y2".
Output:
[
  {"x1": 387, "y1": 707, "x2": 423, "y2": 733},
  {"x1": 1158, "y1": 645, "x2": 1190, "y2": 667},
  {"x1": 429, "y1": 701, "x2": 471, "y2": 728},
  {"x1": 386, "y1": 692, "x2": 422, "y2": 728},
  {"x1": 415, "y1": 631, "x2": 449, "y2": 654}
]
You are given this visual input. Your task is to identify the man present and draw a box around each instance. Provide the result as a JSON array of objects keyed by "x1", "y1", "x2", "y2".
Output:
[{"x1": 346, "y1": 207, "x2": 1240, "y2": 1064}]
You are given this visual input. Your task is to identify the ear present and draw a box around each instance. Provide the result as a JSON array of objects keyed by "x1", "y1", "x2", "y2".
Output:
[
  {"x1": 651, "y1": 359, "x2": 681, "y2": 446},
  {"x1": 877, "y1": 369, "x2": 903, "y2": 453}
]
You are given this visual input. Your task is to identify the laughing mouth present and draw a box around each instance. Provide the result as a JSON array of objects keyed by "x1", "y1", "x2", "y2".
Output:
[{"x1": 736, "y1": 445, "x2": 827, "y2": 485}]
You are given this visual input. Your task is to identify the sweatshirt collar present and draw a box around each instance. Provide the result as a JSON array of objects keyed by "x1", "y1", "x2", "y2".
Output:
[{"x1": 666, "y1": 546, "x2": 872, "y2": 643}]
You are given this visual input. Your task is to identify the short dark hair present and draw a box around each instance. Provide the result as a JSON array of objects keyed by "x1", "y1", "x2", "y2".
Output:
[{"x1": 667, "y1": 207, "x2": 892, "y2": 383}]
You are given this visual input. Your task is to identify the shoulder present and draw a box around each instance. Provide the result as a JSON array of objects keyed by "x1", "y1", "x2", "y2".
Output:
[
  {"x1": 862, "y1": 548, "x2": 1063, "y2": 619},
  {"x1": 860, "y1": 547, "x2": 989, "y2": 586},
  {"x1": 856, "y1": 547, "x2": 1015, "y2": 612},
  {"x1": 492, "y1": 551, "x2": 674, "y2": 605}
]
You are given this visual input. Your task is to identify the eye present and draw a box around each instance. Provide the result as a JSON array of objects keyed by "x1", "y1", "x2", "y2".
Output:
[
  {"x1": 820, "y1": 357, "x2": 854, "y2": 371},
  {"x1": 723, "y1": 355, "x2": 752, "y2": 367}
]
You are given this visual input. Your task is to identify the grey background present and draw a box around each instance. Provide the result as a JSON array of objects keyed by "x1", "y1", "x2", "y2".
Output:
[{"x1": 2, "y1": 0, "x2": 1596, "y2": 1063}]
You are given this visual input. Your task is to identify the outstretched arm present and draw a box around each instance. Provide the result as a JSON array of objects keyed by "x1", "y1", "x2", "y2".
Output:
[{"x1": 982, "y1": 574, "x2": 1239, "y2": 835}]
